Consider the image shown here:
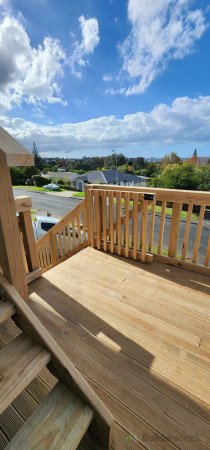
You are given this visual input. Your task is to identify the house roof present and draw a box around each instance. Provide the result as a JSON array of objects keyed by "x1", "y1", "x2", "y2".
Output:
[
  {"x1": 44, "y1": 172, "x2": 74, "y2": 179},
  {"x1": 76, "y1": 170, "x2": 143, "y2": 184}
]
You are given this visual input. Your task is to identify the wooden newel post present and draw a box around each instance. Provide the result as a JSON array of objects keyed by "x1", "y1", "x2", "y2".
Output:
[
  {"x1": 0, "y1": 158, "x2": 28, "y2": 299},
  {"x1": 0, "y1": 126, "x2": 34, "y2": 300},
  {"x1": 19, "y1": 210, "x2": 40, "y2": 273}
]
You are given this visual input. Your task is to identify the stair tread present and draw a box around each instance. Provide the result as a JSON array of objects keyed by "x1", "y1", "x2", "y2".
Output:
[
  {"x1": 0, "y1": 333, "x2": 51, "y2": 415},
  {"x1": 0, "y1": 301, "x2": 15, "y2": 324},
  {"x1": 7, "y1": 381, "x2": 94, "y2": 450}
]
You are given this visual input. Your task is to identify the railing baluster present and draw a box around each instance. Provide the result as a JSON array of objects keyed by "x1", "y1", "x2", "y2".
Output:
[
  {"x1": 57, "y1": 231, "x2": 63, "y2": 257},
  {"x1": 82, "y1": 210, "x2": 86, "y2": 243},
  {"x1": 192, "y1": 205, "x2": 205, "y2": 263},
  {"x1": 141, "y1": 200, "x2": 148, "y2": 262},
  {"x1": 49, "y1": 233, "x2": 57, "y2": 265},
  {"x1": 117, "y1": 191, "x2": 121, "y2": 255},
  {"x1": 63, "y1": 226, "x2": 68, "y2": 255},
  {"x1": 85, "y1": 189, "x2": 92, "y2": 246},
  {"x1": 109, "y1": 191, "x2": 114, "y2": 253},
  {"x1": 94, "y1": 190, "x2": 101, "y2": 250},
  {"x1": 148, "y1": 199, "x2": 156, "y2": 253},
  {"x1": 76, "y1": 214, "x2": 82, "y2": 247},
  {"x1": 132, "y1": 193, "x2": 138, "y2": 260},
  {"x1": 158, "y1": 201, "x2": 166, "y2": 255},
  {"x1": 124, "y1": 192, "x2": 130, "y2": 258},
  {"x1": 66, "y1": 224, "x2": 72, "y2": 251},
  {"x1": 168, "y1": 203, "x2": 182, "y2": 257},
  {"x1": 102, "y1": 190, "x2": 107, "y2": 252},
  {"x1": 181, "y1": 203, "x2": 193, "y2": 260},
  {"x1": 44, "y1": 242, "x2": 50, "y2": 266},
  {"x1": 204, "y1": 235, "x2": 210, "y2": 267},
  {"x1": 71, "y1": 219, "x2": 77, "y2": 249}
]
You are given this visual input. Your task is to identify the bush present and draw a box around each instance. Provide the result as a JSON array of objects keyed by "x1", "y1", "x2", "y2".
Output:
[
  {"x1": 10, "y1": 167, "x2": 26, "y2": 185},
  {"x1": 33, "y1": 175, "x2": 51, "y2": 187},
  {"x1": 56, "y1": 178, "x2": 65, "y2": 185},
  {"x1": 58, "y1": 183, "x2": 72, "y2": 190},
  {"x1": 151, "y1": 163, "x2": 210, "y2": 191}
]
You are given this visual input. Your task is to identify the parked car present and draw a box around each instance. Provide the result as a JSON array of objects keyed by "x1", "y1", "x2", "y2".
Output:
[
  {"x1": 43, "y1": 183, "x2": 60, "y2": 191},
  {"x1": 33, "y1": 216, "x2": 81, "y2": 242},
  {"x1": 33, "y1": 216, "x2": 59, "y2": 240}
]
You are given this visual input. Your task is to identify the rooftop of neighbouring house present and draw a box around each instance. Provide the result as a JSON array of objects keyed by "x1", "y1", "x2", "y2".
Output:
[
  {"x1": 0, "y1": 247, "x2": 209, "y2": 449},
  {"x1": 71, "y1": 169, "x2": 149, "y2": 184}
]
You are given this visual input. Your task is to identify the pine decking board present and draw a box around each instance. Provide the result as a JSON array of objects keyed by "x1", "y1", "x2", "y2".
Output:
[
  {"x1": 27, "y1": 248, "x2": 210, "y2": 449},
  {"x1": 0, "y1": 247, "x2": 209, "y2": 449},
  {"x1": 30, "y1": 296, "x2": 210, "y2": 403},
  {"x1": 25, "y1": 312, "x2": 210, "y2": 448}
]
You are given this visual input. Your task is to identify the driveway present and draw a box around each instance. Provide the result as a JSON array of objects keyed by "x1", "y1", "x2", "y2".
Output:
[{"x1": 13, "y1": 188, "x2": 82, "y2": 218}]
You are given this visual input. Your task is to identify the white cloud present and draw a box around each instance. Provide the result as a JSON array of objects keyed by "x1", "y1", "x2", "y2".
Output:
[
  {"x1": 0, "y1": 13, "x2": 67, "y2": 110},
  {"x1": 117, "y1": 0, "x2": 207, "y2": 95},
  {"x1": 69, "y1": 15, "x2": 100, "y2": 78},
  {"x1": 1, "y1": 95, "x2": 210, "y2": 155},
  {"x1": 103, "y1": 74, "x2": 112, "y2": 82},
  {"x1": 0, "y1": 0, "x2": 7, "y2": 7}
]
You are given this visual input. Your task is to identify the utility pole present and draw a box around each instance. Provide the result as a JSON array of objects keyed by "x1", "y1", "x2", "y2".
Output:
[{"x1": 112, "y1": 150, "x2": 118, "y2": 184}]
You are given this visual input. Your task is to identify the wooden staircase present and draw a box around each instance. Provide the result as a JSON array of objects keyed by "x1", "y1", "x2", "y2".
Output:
[{"x1": 0, "y1": 275, "x2": 114, "y2": 449}]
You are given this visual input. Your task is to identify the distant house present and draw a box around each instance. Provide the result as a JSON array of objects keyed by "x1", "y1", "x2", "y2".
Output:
[
  {"x1": 70, "y1": 170, "x2": 149, "y2": 192},
  {"x1": 43, "y1": 171, "x2": 75, "y2": 180}
]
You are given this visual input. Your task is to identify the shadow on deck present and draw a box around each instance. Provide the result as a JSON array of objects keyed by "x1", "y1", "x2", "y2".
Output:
[{"x1": 0, "y1": 247, "x2": 210, "y2": 449}]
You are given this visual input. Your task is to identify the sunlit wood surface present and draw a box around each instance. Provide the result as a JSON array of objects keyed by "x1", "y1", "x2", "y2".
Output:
[{"x1": 0, "y1": 247, "x2": 210, "y2": 449}]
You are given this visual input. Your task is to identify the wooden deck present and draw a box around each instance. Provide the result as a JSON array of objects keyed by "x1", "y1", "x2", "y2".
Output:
[{"x1": 0, "y1": 247, "x2": 210, "y2": 449}]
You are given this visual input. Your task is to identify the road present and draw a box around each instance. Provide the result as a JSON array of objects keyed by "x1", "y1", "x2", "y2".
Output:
[
  {"x1": 13, "y1": 188, "x2": 209, "y2": 262},
  {"x1": 13, "y1": 188, "x2": 82, "y2": 217}
]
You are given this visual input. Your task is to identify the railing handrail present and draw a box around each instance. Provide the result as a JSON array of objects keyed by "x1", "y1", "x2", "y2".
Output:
[
  {"x1": 88, "y1": 185, "x2": 210, "y2": 205},
  {"x1": 36, "y1": 199, "x2": 86, "y2": 247}
]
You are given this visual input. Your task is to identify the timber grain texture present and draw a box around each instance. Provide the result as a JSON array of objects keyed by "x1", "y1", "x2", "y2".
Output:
[
  {"x1": 26, "y1": 247, "x2": 210, "y2": 450},
  {"x1": 7, "y1": 382, "x2": 93, "y2": 450},
  {"x1": 0, "y1": 247, "x2": 209, "y2": 449}
]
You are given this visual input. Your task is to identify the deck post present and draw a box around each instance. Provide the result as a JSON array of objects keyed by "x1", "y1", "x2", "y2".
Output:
[
  {"x1": 0, "y1": 156, "x2": 28, "y2": 299},
  {"x1": 19, "y1": 210, "x2": 40, "y2": 273}
]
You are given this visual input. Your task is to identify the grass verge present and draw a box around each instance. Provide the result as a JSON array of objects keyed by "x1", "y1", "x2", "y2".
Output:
[
  {"x1": 73, "y1": 192, "x2": 85, "y2": 197},
  {"x1": 13, "y1": 185, "x2": 64, "y2": 193}
]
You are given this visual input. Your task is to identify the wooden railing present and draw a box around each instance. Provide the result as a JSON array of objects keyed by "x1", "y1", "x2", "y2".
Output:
[
  {"x1": 87, "y1": 185, "x2": 210, "y2": 275},
  {"x1": 36, "y1": 200, "x2": 88, "y2": 272},
  {"x1": 34, "y1": 185, "x2": 210, "y2": 276},
  {"x1": 86, "y1": 186, "x2": 155, "y2": 263}
]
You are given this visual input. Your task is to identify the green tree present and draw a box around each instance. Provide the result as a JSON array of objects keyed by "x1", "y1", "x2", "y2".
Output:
[
  {"x1": 10, "y1": 167, "x2": 26, "y2": 185},
  {"x1": 23, "y1": 166, "x2": 40, "y2": 184},
  {"x1": 32, "y1": 142, "x2": 44, "y2": 170},
  {"x1": 134, "y1": 157, "x2": 145, "y2": 170},
  {"x1": 152, "y1": 163, "x2": 205, "y2": 190},
  {"x1": 162, "y1": 152, "x2": 181, "y2": 167}
]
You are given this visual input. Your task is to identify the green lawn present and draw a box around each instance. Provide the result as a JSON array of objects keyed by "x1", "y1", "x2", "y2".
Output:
[
  {"x1": 13, "y1": 185, "x2": 63, "y2": 192},
  {"x1": 73, "y1": 192, "x2": 85, "y2": 197},
  {"x1": 148, "y1": 204, "x2": 198, "y2": 221}
]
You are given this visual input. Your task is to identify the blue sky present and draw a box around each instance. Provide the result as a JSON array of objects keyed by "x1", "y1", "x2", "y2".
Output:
[{"x1": 0, "y1": 0, "x2": 210, "y2": 158}]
